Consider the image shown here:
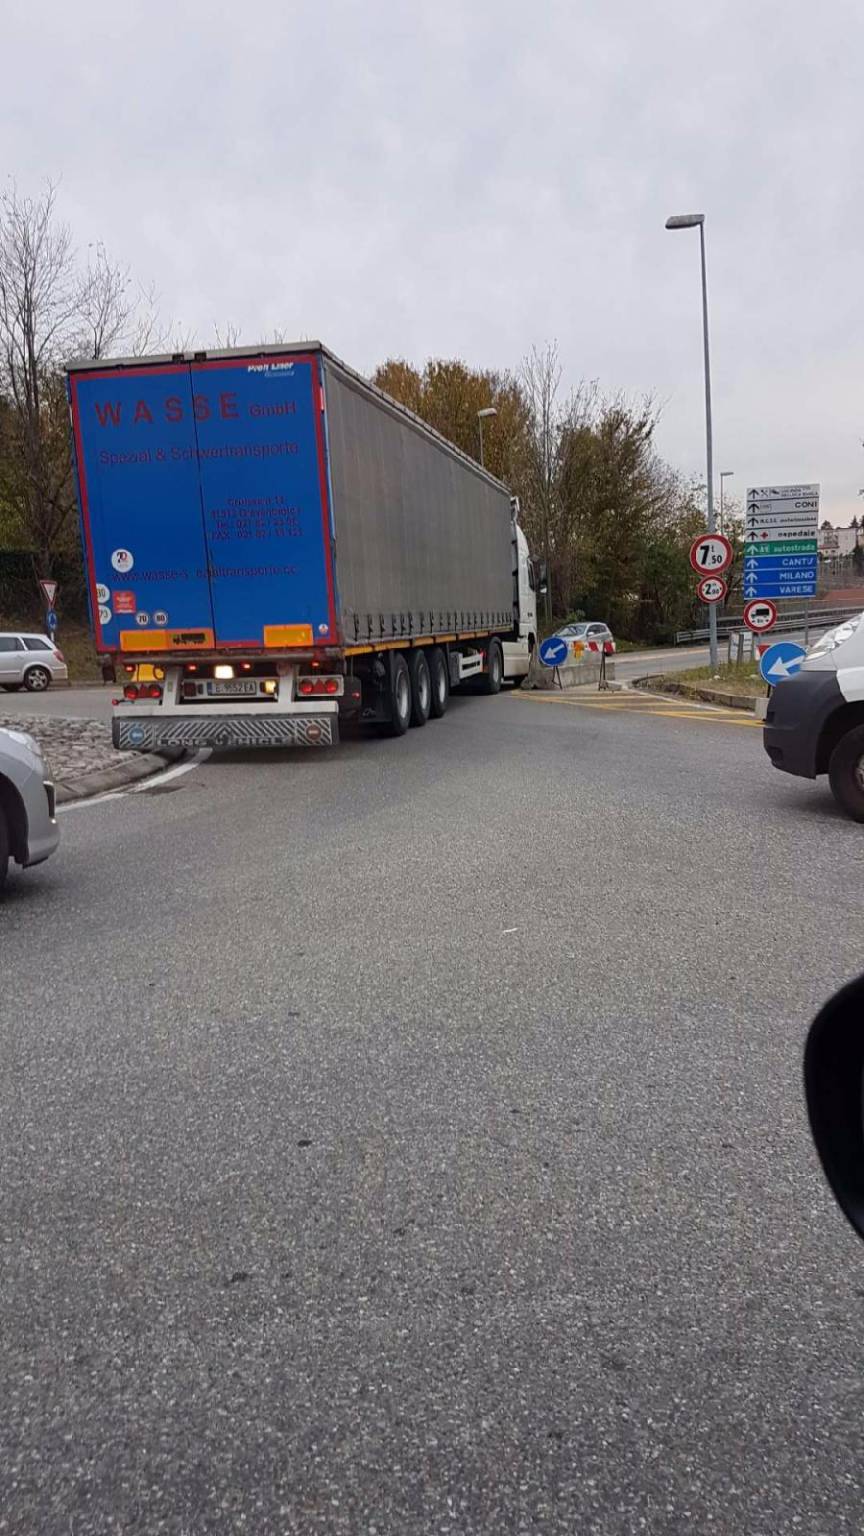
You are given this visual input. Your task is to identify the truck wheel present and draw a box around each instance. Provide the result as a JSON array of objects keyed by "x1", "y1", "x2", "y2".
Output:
[
  {"x1": 408, "y1": 651, "x2": 431, "y2": 727},
  {"x1": 0, "y1": 805, "x2": 9, "y2": 893},
  {"x1": 428, "y1": 647, "x2": 449, "y2": 717},
  {"x1": 828, "y1": 726, "x2": 864, "y2": 821},
  {"x1": 384, "y1": 653, "x2": 412, "y2": 737},
  {"x1": 482, "y1": 639, "x2": 503, "y2": 695}
]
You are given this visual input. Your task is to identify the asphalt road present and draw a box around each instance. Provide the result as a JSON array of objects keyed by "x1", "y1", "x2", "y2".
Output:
[
  {"x1": 0, "y1": 683, "x2": 116, "y2": 720},
  {"x1": 3, "y1": 690, "x2": 864, "y2": 1533}
]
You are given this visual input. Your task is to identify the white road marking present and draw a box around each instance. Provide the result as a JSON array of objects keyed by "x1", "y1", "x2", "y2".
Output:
[{"x1": 57, "y1": 751, "x2": 209, "y2": 812}]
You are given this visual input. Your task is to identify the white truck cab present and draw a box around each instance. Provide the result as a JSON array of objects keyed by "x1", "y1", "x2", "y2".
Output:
[
  {"x1": 502, "y1": 519, "x2": 538, "y2": 683},
  {"x1": 763, "y1": 611, "x2": 864, "y2": 819}
]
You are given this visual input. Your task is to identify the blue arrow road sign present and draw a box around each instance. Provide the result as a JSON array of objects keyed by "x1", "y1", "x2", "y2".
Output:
[
  {"x1": 45, "y1": 609, "x2": 58, "y2": 632},
  {"x1": 759, "y1": 641, "x2": 807, "y2": 685},
  {"x1": 743, "y1": 557, "x2": 818, "y2": 573},
  {"x1": 742, "y1": 580, "x2": 817, "y2": 599},
  {"x1": 539, "y1": 634, "x2": 570, "y2": 667}
]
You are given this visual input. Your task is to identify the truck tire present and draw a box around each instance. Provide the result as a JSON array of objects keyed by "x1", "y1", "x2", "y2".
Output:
[
  {"x1": 408, "y1": 651, "x2": 431, "y2": 727},
  {"x1": 384, "y1": 652, "x2": 412, "y2": 737},
  {"x1": 0, "y1": 805, "x2": 9, "y2": 893},
  {"x1": 482, "y1": 639, "x2": 503, "y2": 695},
  {"x1": 828, "y1": 726, "x2": 864, "y2": 821},
  {"x1": 428, "y1": 647, "x2": 449, "y2": 717}
]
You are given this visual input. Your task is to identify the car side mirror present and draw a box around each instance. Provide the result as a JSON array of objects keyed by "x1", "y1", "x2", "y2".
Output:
[{"x1": 804, "y1": 973, "x2": 864, "y2": 1242}]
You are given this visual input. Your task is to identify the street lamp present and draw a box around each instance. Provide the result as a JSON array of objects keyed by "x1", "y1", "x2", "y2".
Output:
[
  {"x1": 665, "y1": 211, "x2": 719, "y2": 668},
  {"x1": 477, "y1": 406, "x2": 497, "y2": 469},
  {"x1": 719, "y1": 470, "x2": 734, "y2": 537}
]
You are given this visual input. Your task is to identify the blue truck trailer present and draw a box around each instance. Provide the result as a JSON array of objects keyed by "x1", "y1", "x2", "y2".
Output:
[{"x1": 67, "y1": 342, "x2": 538, "y2": 751}]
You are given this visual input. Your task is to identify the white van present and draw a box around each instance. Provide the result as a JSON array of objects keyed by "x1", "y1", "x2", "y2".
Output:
[{"x1": 763, "y1": 613, "x2": 864, "y2": 819}]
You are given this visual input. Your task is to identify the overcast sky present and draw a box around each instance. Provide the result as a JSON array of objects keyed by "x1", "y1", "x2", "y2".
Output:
[{"x1": 5, "y1": 0, "x2": 862, "y2": 523}]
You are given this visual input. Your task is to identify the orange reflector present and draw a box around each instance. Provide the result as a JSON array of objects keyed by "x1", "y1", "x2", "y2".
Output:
[
  {"x1": 263, "y1": 624, "x2": 314, "y2": 649},
  {"x1": 120, "y1": 628, "x2": 215, "y2": 652}
]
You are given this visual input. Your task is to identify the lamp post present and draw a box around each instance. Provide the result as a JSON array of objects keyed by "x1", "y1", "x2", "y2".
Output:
[
  {"x1": 719, "y1": 470, "x2": 734, "y2": 537},
  {"x1": 665, "y1": 212, "x2": 719, "y2": 668},
  {"x1": 477, "y1": 406, "x2": 497, "y2": 469}
]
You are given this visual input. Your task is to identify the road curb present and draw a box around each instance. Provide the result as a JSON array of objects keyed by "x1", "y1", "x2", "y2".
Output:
[
  {"x1": 55, "y1": 749, "x2": 184, "y2": 804},
  {"x1": 633, "y1": 675, "x2": 759, "y2": 712}
]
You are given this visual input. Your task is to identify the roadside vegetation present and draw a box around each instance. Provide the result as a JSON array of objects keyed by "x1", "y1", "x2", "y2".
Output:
[{"x1": 645, "y1": 660, "x2": 765, "y2": 701}]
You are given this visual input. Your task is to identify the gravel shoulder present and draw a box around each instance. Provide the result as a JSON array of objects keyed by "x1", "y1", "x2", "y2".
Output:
[{"x1": 0, "y1": 714, "x2": 176, "y2": 801}]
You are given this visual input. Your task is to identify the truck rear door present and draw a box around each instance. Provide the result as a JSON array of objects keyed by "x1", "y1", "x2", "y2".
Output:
[
  {"x1": 69, "y1": 364, "x2": 215, "y2": 650},
  {"x1": 70, "y1": 353, "x2": 337, "y2": 653},
  {"x1": 189, "y1": 356, "x2": 336, "y2": 648}
]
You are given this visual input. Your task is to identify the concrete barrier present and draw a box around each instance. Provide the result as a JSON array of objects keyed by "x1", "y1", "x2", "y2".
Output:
[{"x1": 522, "y1": 652, "x2": 615, "y2": 690}]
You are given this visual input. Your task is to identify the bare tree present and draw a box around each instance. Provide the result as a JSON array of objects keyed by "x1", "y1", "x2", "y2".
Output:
[
  {"x1": 129, "y1": 283, "x2": 172, "y2": 355},
  {"x1": 214, "y1": 321, "x2": 242, "y2": 349},
  {"x1": 519, "y1": 342, "x2": 565, "y2": 625},
  {"x1": 0, "y1": 181, "x2": 81, "y2": 576},
  {"x1": 74, "y1": 242, "x2": 132, "y2": 359}
]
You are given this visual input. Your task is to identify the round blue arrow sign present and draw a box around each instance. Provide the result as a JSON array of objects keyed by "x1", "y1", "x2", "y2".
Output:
[
  {"x1": 539, "y1": 634, "x2": 570, "y2": 668},
  {"x1": 758, "y1": 640, "x2": 806, "y2": 685}
]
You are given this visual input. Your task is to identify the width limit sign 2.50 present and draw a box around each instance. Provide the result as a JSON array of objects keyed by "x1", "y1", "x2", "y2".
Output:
[{"x1": 689, "y1": 534, "x2": 733, "y2": 576}]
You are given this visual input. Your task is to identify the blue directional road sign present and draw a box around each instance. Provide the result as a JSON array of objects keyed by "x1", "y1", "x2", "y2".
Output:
[
  {"x1": 45, "y1": 609, "x2": 58, "y2": 632},
  {"x1": 742, "y1": 558, "x2": 818, "y2": 576},
  {"x1": 539, "y1": 634, "x2": 570, "y2": 667},
  {"x1": 758, "y1": 641, "x2": 807, "y2": 686},
  {"x1": 743, "y1": 577, "x2": 817, "y2": 599}
]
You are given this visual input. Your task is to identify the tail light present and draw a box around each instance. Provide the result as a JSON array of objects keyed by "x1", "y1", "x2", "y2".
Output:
[
  {"x1": 123, "y1": 682, "x2": 162, "y2": 701},
  {"x1": 52, "y1": 648, "x2": 65, "y2": 662},
  {"x1": 298, "y1": 675, "x2": 343, "y2": 697}
]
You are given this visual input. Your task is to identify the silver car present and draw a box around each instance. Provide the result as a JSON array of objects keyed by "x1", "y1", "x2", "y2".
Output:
[
  {"x1": 0, "y1": 632, "x2": 69, "y2": 691},
  {"x1": 555, "y1": 621, "x2": 616, "y2": 654},
  {"x1": 0, "y1": 727, "x2": 59, "y2": 890}
]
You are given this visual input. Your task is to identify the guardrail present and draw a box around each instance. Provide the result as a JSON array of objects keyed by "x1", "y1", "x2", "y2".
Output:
[{"x1": 675, "y1": 604, "x2": 864, "y2": 645}]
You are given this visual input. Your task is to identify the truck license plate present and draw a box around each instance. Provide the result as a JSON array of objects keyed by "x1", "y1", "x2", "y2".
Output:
[{"x1": 206, "y1": 679, "x2": 259, "y2": 697}]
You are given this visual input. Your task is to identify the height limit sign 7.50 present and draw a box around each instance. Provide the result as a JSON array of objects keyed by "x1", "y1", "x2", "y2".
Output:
[{"x1": 689, "y1": 533, "x2": 732, "y2": 577}]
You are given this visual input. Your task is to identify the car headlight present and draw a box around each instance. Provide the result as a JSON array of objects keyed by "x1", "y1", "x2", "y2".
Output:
[{"x1": 808, "y1": 612, "x2": 864, "y2": 658}]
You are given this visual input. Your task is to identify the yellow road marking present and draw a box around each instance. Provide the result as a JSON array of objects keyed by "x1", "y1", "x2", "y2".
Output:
[{"x1": 512, "y1": 692, "x2": 762, "y2": 728}]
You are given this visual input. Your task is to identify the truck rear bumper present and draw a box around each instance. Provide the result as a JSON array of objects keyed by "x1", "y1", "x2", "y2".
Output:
[{"x1": 113, "y1": 713, "x2": 338, "y2": 752}]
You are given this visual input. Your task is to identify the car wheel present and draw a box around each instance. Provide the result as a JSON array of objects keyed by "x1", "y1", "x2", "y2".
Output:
[
  {"x1": 383, "y1": 653, "x2": 412, "y2": 737},
  {"x1": 427, "y1": 647, "x2": 449, "y2": 717},
  {"x1": 828, "y1": 726, "x2": 864, "y2": 821},
  {"x1": 408, "y1": 651, "x2": 431, "y2": 727},
  {"x1": 0, "y1": 805, "x2": 8, "y2": 893},
  {"x1": 23, "y1": 666, "x2": 51, "y2": 692},
  {"x1": 482, "y1": 639, "x2": 503, "y2": 695}
]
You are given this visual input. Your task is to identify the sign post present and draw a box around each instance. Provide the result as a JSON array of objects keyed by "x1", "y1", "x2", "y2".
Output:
[{"x1": 38, "y1": 578, "x2": 59, "y2": 643}]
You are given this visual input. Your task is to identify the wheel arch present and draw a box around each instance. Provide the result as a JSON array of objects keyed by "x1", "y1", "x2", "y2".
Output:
[
  {"x1": 0, "y1": 773, "x2": 29, "y2": 864},
  {"x1": 816, "y1": 702, "x2": 864, "y2": 775}
]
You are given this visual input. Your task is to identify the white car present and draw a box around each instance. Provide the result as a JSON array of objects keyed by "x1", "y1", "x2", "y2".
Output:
[
  {"x1": 0, "y1": 728, "x2": 59, "y2": 890},
  {"x1": 0, "y1": 632, "x2": 68, "y2": 691}
]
